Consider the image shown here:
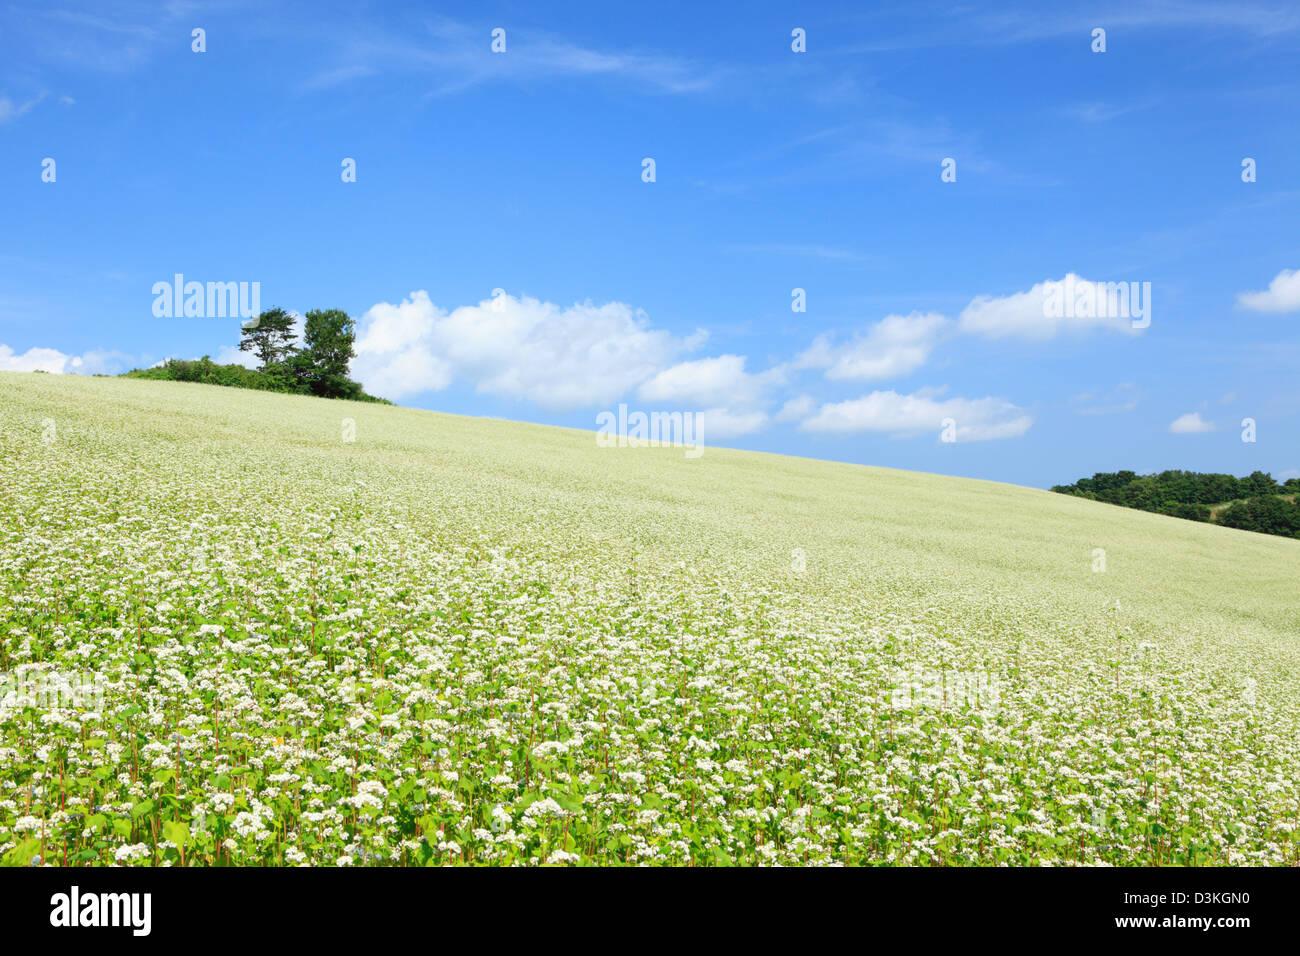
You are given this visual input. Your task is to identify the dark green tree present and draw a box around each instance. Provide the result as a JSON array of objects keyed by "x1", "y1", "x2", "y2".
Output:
[
  {"x1": 300, "y1": 308, "x2": 357, "y2": 397},
  {"x1": 239, "y1": 307, "x2": 298, "y2": 370},
  {"x1": 1052, "y1": 468, "x2": 1300, "y2": 540},
  {"x1": 1243, "y1": 470, "x2": 1279, "y2": 497},
  {"x1": 1218, "y1": 496, "x2": 1300, "y2": 538}
]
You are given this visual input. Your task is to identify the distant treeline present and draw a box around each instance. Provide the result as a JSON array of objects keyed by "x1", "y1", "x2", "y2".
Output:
[
  {"x1": 123, "y1": 307, "x2": 391, "y2": 404},
  {"x1": 1051, "y1": 470, "x2": 1300, "y2": 539}
]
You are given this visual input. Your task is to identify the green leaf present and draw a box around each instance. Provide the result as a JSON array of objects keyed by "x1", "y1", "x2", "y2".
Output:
[{"x1": 1, "y1": 838, "x2": 41, "y2": 867}]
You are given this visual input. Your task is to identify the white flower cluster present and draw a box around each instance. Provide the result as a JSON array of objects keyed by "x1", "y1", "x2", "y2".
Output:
[{"x1": 1, "y1": 373, "x2": 1298, "y2": 867}]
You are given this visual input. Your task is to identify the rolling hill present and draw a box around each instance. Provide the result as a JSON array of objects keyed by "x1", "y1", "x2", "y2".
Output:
[{"x1": 2, "y1": 372, "x2": 1298, "y2": 866}]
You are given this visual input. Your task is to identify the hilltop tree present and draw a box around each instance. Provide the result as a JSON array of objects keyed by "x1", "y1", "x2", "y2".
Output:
[
  {"x1": 239, "y1": 307, "x2": 298, "y2": 370},
  {"x1": 1242, "y1": 470, "x2": 1279, "y2": 497},
  {"x1": 296, "y1": 308, "x2": 357, "y2": 397}
]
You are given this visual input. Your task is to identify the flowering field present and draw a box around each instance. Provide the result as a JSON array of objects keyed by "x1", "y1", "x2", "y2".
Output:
[{"x1": 2, "y1": 372, "x2": 1298, "y2": 866}]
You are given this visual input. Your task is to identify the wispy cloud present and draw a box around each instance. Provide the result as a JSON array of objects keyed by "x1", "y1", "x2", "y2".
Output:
[
  {"x1": 23, "y1": 7, "x2": 167, "y2": 72},
  {"x1": 0, "y1": 91, "x2": 47, "y2": 124},
  {"x1": 728, "y1": 242, "x2": 878, "y2": 265},
  {"x1": 826, "y1": 118, "x2": 997, "y2": 175},
  {"x1": 301, "y1": 18, "x2": 725, "y2": 97},
  {"x1": 831, "y1": 1, "x2": 1300, "y2": 54},
  {"x1": 1070, "y1": 383, "x2": 1141, "y2": 415},
  {"x1": 1064, "y1": 98, "x2": 1162, "y2": 123}
]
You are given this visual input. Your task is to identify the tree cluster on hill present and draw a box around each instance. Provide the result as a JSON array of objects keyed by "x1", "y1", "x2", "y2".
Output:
[
  {"x1": 1051, "y1": 469, "x2": 1300, "y2": 539},
  {"x1": 124, "y1": 307, "x2": 390, "y2": 404}
]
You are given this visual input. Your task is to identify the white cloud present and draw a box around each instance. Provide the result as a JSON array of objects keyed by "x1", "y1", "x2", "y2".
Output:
[
  {"x1": 800, "y1": 389, "x2": 1032, "y2": 441},
  {"x1": 774, "y1": 395, "x2": 816, "y2": 423},
  {"x1": 72, "y1": 349, "x2": 132, "y2": 374},
  {"x1": 1236, "y1": 268, "x2": 1300, "y2": 313},
  {"x1": 0, "y1": 344, "x2": 130, "y2": 374},
  {"x1": 958, "y1": 274, "x2": 1146, "y2": 340},
  {"x1": 1169, "y1": 412, "x2": 1216, "y2": 434},
  {"x1": 636, "y1": 354, "x2": 789, "y2": 439},
  {"x1": 792, "y1": 277, "x2": 1144, "y2": 390},
  {"x1": 696, "y1": 407, "x2": 769, "y2": 439},
  {"x1": 637, "y1": 354, "x2": 774, "y2": 407},
  {"x1": 798, "y1": 312, "x2": 948, "y2": 381},
  {"x1": 213, "y1": 346, "x2": 261, "y2": 370},
  {"x1": 0, "y1": 344, "x2": 74, "y2": 372},
  {"x1": 352, "y1": 290, "x2": 699, "y2": 408}
]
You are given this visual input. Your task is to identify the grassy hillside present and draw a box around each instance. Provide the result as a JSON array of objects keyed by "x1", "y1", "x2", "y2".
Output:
[{"x1": 2, "y1": 372, "x2": 1298, "y2": 866}]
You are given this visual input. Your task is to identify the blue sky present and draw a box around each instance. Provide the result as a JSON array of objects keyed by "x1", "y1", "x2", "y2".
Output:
[{"x1": 2, "y1": 1, "x2": 1298, "y2": 488}]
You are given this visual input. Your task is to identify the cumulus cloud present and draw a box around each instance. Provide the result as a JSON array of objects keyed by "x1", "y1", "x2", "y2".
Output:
[
  {"x1": 0, "y1": 344, "x2": 74, "y2": 372},
  {"x1": 351, "y1": 290, "x2": 702, "y2": 408},
  {"x1": 793, "y1": 276, "x2": 1144, "y2": 391},
  {"x1": 1169, "y1": 412, "x2": 1216, "y2": 434},
  {"x1": 1237, "y1": 268, "x2": 1300, "y2": 313},
  {"x1": 635, "y1": 354, "x2": 792, "y2": 439},
  {"x1": 800, "y1": 389, "x2": 1032, "y2": 441},
  {"x1": 637, "y1": 354, "x2": 781, "y2": 406},
  {"x1": 958, "y1": 274, "x2": 1147, "y2": 339},
  {"x1": 0, "y1": 344, "x2": 131, "y2": 374},
  {"x1": 774, "y1": 394, "x2": 816, "y2": 423},
  {"x1": 797, "y1": 312, "x2": 948, "y2": 381},
  {"x1": 213, "y1": 346, "x2": 261, "y2": 369},
  {"x1": 695, "y1": 407, "x2": 769, "y2": 439},
  {"x1": 73, "y1": 350, "x2": 133, "y2": 374}
]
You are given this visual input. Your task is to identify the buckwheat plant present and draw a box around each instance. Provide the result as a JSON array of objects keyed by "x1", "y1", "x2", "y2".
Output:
[{"x1": 1, "y1": 372, "x2": 1297, "y2": 867}]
